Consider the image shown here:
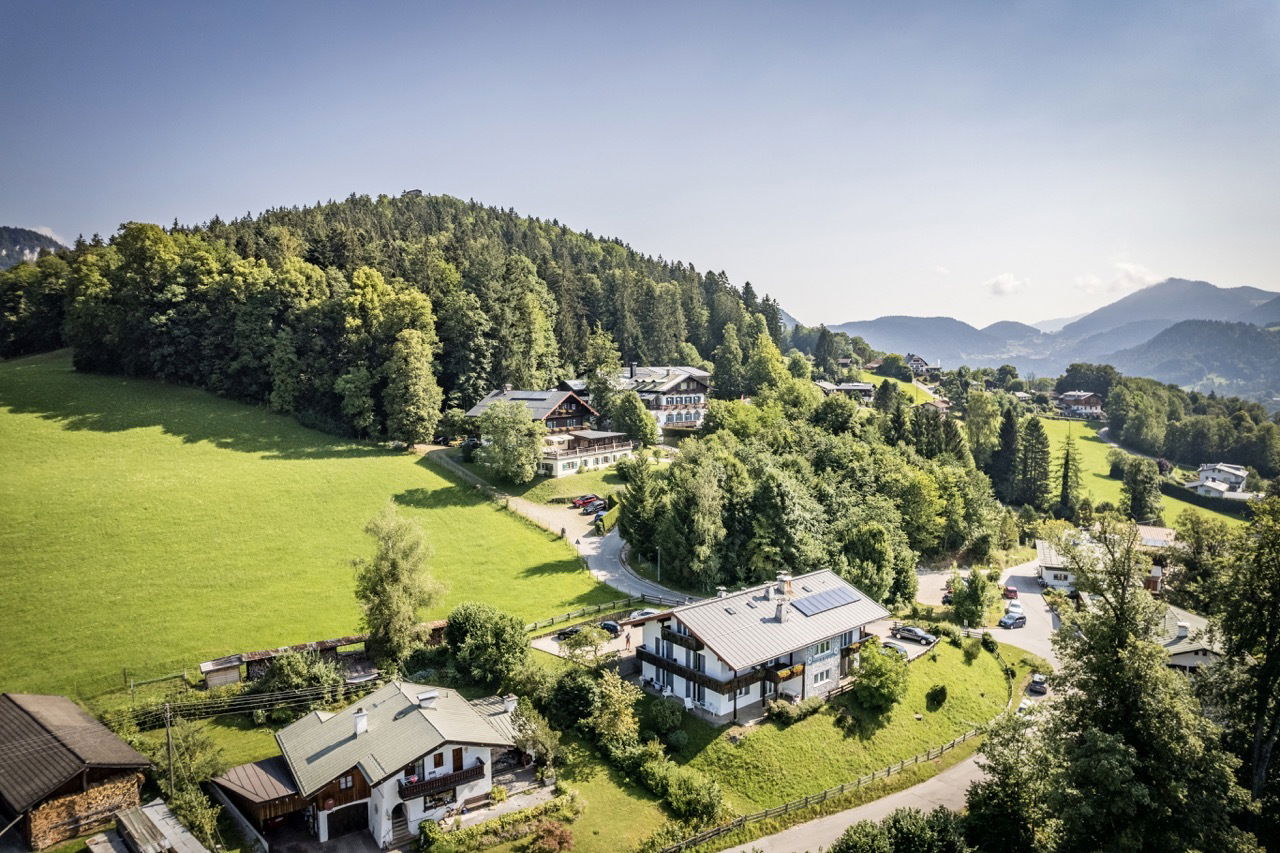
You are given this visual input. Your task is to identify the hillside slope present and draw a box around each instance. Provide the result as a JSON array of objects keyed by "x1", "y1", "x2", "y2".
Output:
[
  {"x1": 1060, "y1": 278, "x2": 1276, "y2": 340},
  {"x1": 831, "y1": 315, "x2": 1000, "y2": 364},
  {"x1": 1109, "y1": 320, "x2": 1280, "y2": 398},
  {"x1": 0, "y1": 226, "x2": 64, "y2": 269}
]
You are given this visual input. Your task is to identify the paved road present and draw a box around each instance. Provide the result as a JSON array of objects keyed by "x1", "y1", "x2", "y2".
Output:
[
  {"x1": 723, "y1": 756, "x2": 983, "y2": 853},
  {"x1": 915, "y1": 561, "x2": 1058, "y2": 666},
  {"x1": 422, "y1": 448, "x2": 689, "y2": 603}
]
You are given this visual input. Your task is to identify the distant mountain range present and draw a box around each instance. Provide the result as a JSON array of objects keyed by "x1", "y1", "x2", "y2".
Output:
[
  {"x1": 0, "y1": 227, "x2": 65, "y2": 269},
  {"x1": 826, "y1": 278, "x2": 1280, "y2": 401}
]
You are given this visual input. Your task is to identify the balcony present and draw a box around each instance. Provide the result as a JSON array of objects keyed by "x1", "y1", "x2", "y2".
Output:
[
  {"x1": 397, "y1": 763, "x2": 485, "y2": 799},
  {"x1": 660, "y1": 626, "x2": 703, "y2": 652},
  {"x1": 762, "y1": 660, "x2": 804, "y2": 684},
  {"x1": 636, "y1": 645, "x2": 759, "y2": 693},
  {"x1": 541, "y1": 441, "x2": 634, "y2": 460}
]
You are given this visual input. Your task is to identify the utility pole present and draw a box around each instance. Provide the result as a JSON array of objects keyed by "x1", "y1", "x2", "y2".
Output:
[
  {"x1": 164, "y1": 703, "x2": 174, "y2": 796},
  {"x1": 656, "y1": 549, "x2": 661, "y2": 583}
]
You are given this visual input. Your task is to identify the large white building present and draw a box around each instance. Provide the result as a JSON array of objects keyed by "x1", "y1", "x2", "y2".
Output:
[
  {"x1": 616, "y1": 365, "x2": 712, "y2": 432},
  {"x1": 630, "y1": 570, "x2": 889, "y2": 723},
  {"x1": 1185, "y1": 463, "x2": 1257, "y2": 501}
]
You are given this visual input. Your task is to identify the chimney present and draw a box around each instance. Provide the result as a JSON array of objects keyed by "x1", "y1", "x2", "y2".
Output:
[
  {"x1": 780, "y1": 572, "x2": 793, "y2": 599},
  {"x1": 775, "y1": 573, "x2": 786, "y2": 597},
  {"x1": 775, "y1": 601, "x2": 788, "y2": 623},
  {"x1": 417, "y1": 690, "x2": 440, "y2": 709},
  {"x1": 353, "y1": 707, "x2": 368, "y2": 736},
  {"x1": 502, "y1": 383, "x2": 513, "y2": 392},
  {"x1": 716, "y1": 586, "x2": 728, "y2": 599},
  {"x1": 764, "y1": 583, "x2": 773, "y2": 601},
  {"x1": 502, "y1": 694, "x2": 518, "y2": 714},
  {"x1": 1176, "y1": 621, "x2": 1189, "y2": 638},
  {"x1": 629, "y1": 362, "x2": 637, "y2": 379}
]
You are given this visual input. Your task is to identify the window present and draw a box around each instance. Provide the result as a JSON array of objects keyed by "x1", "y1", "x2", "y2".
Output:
[
  {"x1": 813, "y1": 669, "x2": 833, "y2": 686},
  {"x1": 433, "y1": 753, "x2": 444, "y2": 769},
  {"x1": 737, "y1": 685, "x2": 751, "y2": 697},
  {"x1": 338, "y1": 774, "x2": 354, "y2": 790},
  {"x1": 840, "y1": 631, "x2": 855, "y2": 647},
  {"x1": 1053, "y1": 572, "x2": 1069, "y2": 582},
  {"x1": 814, "y1": 640, "x2": 832, "y2": 656}
]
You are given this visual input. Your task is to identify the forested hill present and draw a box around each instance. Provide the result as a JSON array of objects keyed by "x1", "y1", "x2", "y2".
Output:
[
  {"x1": 1109, "y1": 320, "x2": 1280, "y2": 400},
  {"x1": 0, "y1": 192, "x2": 786, "y2": 439},
  {"x1": 0, "y1": 226, "x2": 64, "y2": 269}
]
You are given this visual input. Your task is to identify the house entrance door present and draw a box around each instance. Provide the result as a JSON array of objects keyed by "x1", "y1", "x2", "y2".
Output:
[{"x1": 452, "y1": 747, "x2": 464, "y2": 772}]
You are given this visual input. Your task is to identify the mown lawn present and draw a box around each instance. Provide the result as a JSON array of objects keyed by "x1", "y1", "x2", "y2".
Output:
[
  {"x1": 855, "y1": 370, "x2": 934, "y2": 404},
  {"x1": 0, "y1": 352, "x2": 618, "y2": 696},
  {"x1": 678, "y1": 640, "x2": 1008, "y2": 812},
  {"x1": 1038, "y1": 418, "x2": 1243, "y2": 526}
]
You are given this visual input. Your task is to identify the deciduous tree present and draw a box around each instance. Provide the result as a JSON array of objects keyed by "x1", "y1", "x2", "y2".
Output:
[{"x1": 353, "y1": 504, "x2": 443, "y2": 662}]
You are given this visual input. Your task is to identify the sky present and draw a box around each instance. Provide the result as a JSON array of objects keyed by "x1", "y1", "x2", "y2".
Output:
[{"x1": 3, "y1": 1, "x2": 1278, "y2": 327}]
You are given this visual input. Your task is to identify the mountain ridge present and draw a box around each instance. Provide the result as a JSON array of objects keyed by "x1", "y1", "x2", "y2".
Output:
[{"x1": 0, "y1": 226, "x2": 65, "y2": 269}]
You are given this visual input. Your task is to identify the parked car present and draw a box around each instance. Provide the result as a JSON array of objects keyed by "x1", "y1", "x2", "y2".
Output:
[
  {"x1": 1028, "y1": 673, "x2": 1049, "y2": 695},
  {"x1": 599, "y1": 620, "x2": 622, "y2": 638},
  {"x1": 891, "y1": 625, "x2": 936, "y2": 645},
  {"x1": 571, "y1": 494, "x2": 601, "y2": 508},
  {"x1": 555, "y1": 625, "x2": 583, "y2": 641},
  {"x1": 999, "y1": 612, "x2": 1027, "y2": 629},
  {"x1": 628, "y1": 608, "x2": 660, "y2": 620},
  {"x1": 581, "y1": 499, "x2": 607, "y2": 514},
  {"x1": 1003, "y1": 585, "x2": 1019, "y2": 599},
  {"x1": 1016, "y1": 697, "x2": 1036, "y2": 715},
  {"x1": 881, "y1": 641, "x2": 910, "y2": 658},
  {"x1": 1005, "y1": 601, "x2": 1024, "y2": 615}
]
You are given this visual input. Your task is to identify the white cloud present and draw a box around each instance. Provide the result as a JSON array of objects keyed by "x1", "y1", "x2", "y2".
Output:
[
  {"x1": 985, "y1": 272, "x2": 1027, "y2": 296},
  {"x1": 33, "y1": 226, "x2": 67, "y2": 245},
  {"x1": 933, "y1": 265, "x2": 951, "y2": 276},
  {"x1": 1074, "y1": 262, "x2": 1160, "y2": 295}
]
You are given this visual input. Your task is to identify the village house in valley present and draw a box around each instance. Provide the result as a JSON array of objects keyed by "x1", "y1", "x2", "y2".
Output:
[
  {"x1": 904, "y1": 353, "x2": 941, "y2": 379},
  {"x1": 213, "y1": 682, "x2": 517, "y2": 848},
  {"x1": 629, "y1": 571, "x2": 889, "y2": 723},
  {"x1": 0, "y1": 693, "x2": 151, "y2": 850},
  {"x1": 1057, "y1": 390, "x2": 1104, "y2": 418},
  {"x1": 814, "y1": 379, "x2": 875, "y2": 403},
  {"x1": 1185, "y1": 463, "x2": 1258, "y2": 501},
  {"x1": 465, "y1": 386, "x2": 634, "y2": 478}
]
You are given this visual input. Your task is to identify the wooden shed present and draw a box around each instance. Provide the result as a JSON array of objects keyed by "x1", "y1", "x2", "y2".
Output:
[
  {"x1": 197, "y1": 656, "x2": 243, "y2": 689},
  {"x1": 211, "y1": 757, "x2": 305, "y2": 828}
]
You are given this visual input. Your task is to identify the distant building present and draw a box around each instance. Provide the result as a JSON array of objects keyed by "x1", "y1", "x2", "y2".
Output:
[
  {"x1": 1185, "y1": 463, "x2": 1255, "y2": 501},
  {"x1": 814, "y1": 380, "x2": 875, "y2": 403},
  {"x1": 904, "y1": 353, "x2": 941, "y2": 379},
  {"x1": 614, "y1": 365, "x2": 712, "y2": 432},
  {"x1": 465, "y1": 387, "x2": 596, "y2": 433},
  {"x1": 1057, "y1": 391, "x2": 1103, "y2": 418},
  {"x1": 1160, "y1": 605, "x2": 1222, "y2": 670},
  {"x1": 916, "y1": 398, "x2": 951, "y2": 415}
]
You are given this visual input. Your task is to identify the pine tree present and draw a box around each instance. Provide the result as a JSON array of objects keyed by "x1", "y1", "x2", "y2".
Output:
[
  {"x1": 1055, "y1": 430, "x2": 1083, "y2": 520},
  {"x1": 582, "y1": 325, "x2": 622, "y2": 420},
  {"x1": 1016, "y1": 417, "x2": 1053, "y2": 510},
  {"x1": 872, "y1": 379, "x2": 901, "y2": 413},
  {"x1": 813, "y1": 326, "x2": 836, "y2": 376},
  {"x1": 618, "y1": 454, "x2": 665, "y2": 556},
  {"x1": 712, "y1": 323, "x2": 745, "y2": 400},
  {"x1": 989, "y1": 408, "x2": 1020, "y2": 502}
]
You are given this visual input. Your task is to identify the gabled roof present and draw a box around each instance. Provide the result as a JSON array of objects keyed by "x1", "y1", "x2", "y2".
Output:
[
  {"x1": 1161, "y1": 605, "x2": 1220, "y2": 657},
  {"x1": 464, "y1": 388, "x2": 596, "y2": 421},
  {"x1": 0, "y1": 693, "x2": 150, "y2": 815},
  {"x1": 667, "y1": 570, "x2": 889, "y2": 671},
  {"x1": 616, "y1": 366, "x2": 710, "y2": 394},
  {"x1": 275, "y1": 682, "x2": 513, "y2": 797},
  {"x1": 1059, "y1": 390, "x2": 1100, "y2": 402},
  {"x1": 212, "y1": 756, "x2": 298, "y2": 804},
  {"x1": 1199, "y1": 462, "x2": 1248, "y2": 477}
]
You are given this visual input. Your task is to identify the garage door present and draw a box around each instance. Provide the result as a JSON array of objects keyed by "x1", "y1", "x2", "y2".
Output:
[{"x1": 326, "y1": 802, "x2": 369, "y2": 839}]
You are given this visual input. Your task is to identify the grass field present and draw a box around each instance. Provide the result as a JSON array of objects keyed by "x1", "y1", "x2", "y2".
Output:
[
  {"x1": 1038, "y1": 418, "x2": 1243, "y2": 526},
  {"x1": 447, "y1": 447, "x2": 672, "y2": 505},
  {"x1": 0, "y1": 352, "x2": 618, "y2": 696},
  {"x1": 678, "y1": 640, "x2": 1009, "y2": 812},
  {"x1": 856, "y1": 370, "x2": 934, "y2": 404}
]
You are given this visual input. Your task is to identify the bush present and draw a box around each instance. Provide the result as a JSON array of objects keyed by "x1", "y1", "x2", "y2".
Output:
[
  {"x1": 490, "y1": 785, "x2": 507, "y2": 804},
  {"x1": 644, "y1": 697, "x2": 684, "y2": 736},
  {"x1": 663, "y1": 764, "x2": 723, "y2": 821},
  {"x1": 419, "y1": 792, "x2": 581, "y2": 851},
  {"x1": 612, "y1": 738, "x2": 666, "y2": 774},
  {"x1": 547, "y1": 668, "x2": 599, "y2": 730},
  {"x1": 830, "y1": 819, "x2": 891, "y2": 853},
  {"x1": 527, "y1": 820, "x2": 573, "y2": 853},
  {"x1": 850, "y1": 637, "x2": 908, "y2": 713},
  {"x1": 765, "y1": 695, "x2": 824, "y2": 725},
  {"x1": 444, "y1": 602, "x2": 529, "y2": 685},
  {"x1": 926, "y1": 684, "x2": 948, "y2": 710},
  {"x1": 665, "y1": 729, "x2": 689, "y2": 751},
  {"x1": 930, "y1": 622, "x2": 961, "y2": 643},
  {"x1": 962, "y1": 637, "x2": 982, "y2": 664},
  {"x1": 980, "y1": 631, "x2": 997, "y2": 653}
]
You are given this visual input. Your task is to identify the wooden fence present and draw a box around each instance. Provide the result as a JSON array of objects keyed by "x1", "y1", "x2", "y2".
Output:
[{"x1": 657, "y1": 728, "x2": 982, "y2": 852}]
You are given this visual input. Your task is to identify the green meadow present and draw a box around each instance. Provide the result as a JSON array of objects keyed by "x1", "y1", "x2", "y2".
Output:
[{"x1": 0, "y1": 352, "x2": 617, "y2": 696}]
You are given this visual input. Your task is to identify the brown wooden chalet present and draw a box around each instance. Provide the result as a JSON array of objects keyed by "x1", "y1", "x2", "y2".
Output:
[
  {"x1": 0, "y1": 693, "x2": 151, "y2": 850},
  {"x1": 464, "y1": 387, "x2": 597, "y2": 433}
]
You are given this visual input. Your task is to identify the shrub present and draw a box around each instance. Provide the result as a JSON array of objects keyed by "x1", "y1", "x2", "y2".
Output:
[
  {"x1": 962, "y1": 637, "x2": 982, "y2": 664},
  {"x1": 663, "y1": 765, "x2": 723, "y2": 821},
  {"x1": 527, "y1": 820, "x2": 573, "y2": 853},
  {"x1": 644, "y1": 697, "x2": 684, "y2": 736},
  {"x1": 930, "y1": 622, "x2": 961, "y2": 642},
  {"x1": 850, "y1": 637, "x2": 908, "y2": 713},
  {"x1": 547, "y1": 668, "x2": 599, "y2": 730},
  {"x1": 765, "y1": 695, "x2": 824, "y2": 725},
  {"x1": 612, "y1": 738, "x2": 666, "y2": 774},
  {"x1": 830, "y1": 819, "x2": 891, "y2": 853},
  {"x1": 980, "y1": 631, "x2": 997, "y2": 653},
  {"x1": 639, "y1": 758, "x2": 674, "y2": 794},
  {"x1": 665, "y1": 729, "x2": 689, "y2": 751},
  {"x1": 490, "y1": 784, "x2": 507, "y2": 804},
  {"x1": 926, "y1": 684, "x2": 948, "y2": 710},
  {"x1": 444, "y1": 602, "x2": 529, "y2": 685}
]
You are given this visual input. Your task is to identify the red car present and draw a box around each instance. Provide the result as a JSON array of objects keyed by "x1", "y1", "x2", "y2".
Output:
[
  {"x1": 570, "y1": 494, "x2": 601, "y2": 508},
  {"x1": 1003, "y1": 585, "x2": 1019, "y2": 599}
]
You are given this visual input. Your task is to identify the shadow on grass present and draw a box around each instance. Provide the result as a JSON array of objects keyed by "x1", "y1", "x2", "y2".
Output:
[
  {"x1": 0, "y1": 351, "x2": 390, "y2": 460},
  {"x1": 557, "y1": 740, "x2": 603, "y2": 784},
  {"x1": 832, "y1": 696, "x2": 892, "y2": 741}
]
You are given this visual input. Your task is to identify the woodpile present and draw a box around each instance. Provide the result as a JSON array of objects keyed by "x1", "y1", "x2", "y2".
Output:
[{"x1": 27, "y1": 773, "x2": 142, "y2": 850}]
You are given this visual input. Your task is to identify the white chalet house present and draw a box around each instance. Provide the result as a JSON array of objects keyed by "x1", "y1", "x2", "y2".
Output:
[
  {"x1": 260, "y1": 682, "x2": 516, "y2": 847},
  {"x1": 616, "y1": 365, "x2": 712, "y2": 431},
  {"x1": 631, "y1": 570, "x2": 889, "y2": 723},
  {"x1": 1185, "y1": 463, "x2": 1257, "y2": 501},
  {"x1": 1057, "y1": 390, "x2": 1103, "y2": 418}
]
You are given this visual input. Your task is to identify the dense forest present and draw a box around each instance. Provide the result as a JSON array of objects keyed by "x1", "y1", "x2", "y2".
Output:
[{"x1": 0, "y1": 193, "x2": 791, "y2": 438}]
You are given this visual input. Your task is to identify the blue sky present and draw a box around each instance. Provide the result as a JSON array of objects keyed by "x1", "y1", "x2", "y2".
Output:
[{"x1": 3, "y1": 1, "x2": 1277, "y2": 326}]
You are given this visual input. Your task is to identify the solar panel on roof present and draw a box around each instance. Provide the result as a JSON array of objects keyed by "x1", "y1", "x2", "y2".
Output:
[{"x1": 791, "y1": 587, "x2": 859, "y2": 617}]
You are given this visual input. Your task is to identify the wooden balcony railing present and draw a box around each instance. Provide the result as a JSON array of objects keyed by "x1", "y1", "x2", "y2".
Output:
[
  {"x1": 397, "y1": 762, "x2": 485, "y2": 799},
  {"x1": 660, "y1": 626, "x2": 704, "y2": 652},
  {"x1": 636, "y1": 646, "x2": 760, "y2": 693},
  {"x1": 763, "y1": 661, "x2": 804, "y2": 684}
]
